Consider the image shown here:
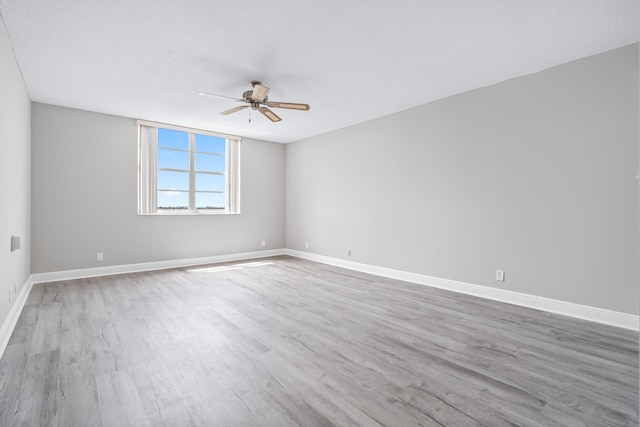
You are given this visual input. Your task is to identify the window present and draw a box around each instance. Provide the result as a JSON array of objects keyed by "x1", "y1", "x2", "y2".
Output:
[{"x1": 137, "y1": 120, "x2": 240, "y2": 215}]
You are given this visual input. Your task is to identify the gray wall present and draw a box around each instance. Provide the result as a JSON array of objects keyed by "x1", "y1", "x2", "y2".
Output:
[
  {"x1": 286, "y1": 44, "x2": 639, "y2": 315},
  {"x1": 31, "y1": 104, "x2": 285, "y2": 273},
  {"x1": 0, "y1": 19, "x2": 31, "y2": 319}
]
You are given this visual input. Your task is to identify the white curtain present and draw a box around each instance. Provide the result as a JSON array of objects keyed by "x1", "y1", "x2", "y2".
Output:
[
  {"x1": 138, "y1": 124, "x2": 157, "y2": 214},
  {"x1": 226, "y1": 138, "x2": 241, "y2": 214}
]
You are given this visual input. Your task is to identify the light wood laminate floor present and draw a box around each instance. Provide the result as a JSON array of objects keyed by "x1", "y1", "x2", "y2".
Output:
[{"x1": 0, "y1": 256, "x2": 637, "y2": 426}]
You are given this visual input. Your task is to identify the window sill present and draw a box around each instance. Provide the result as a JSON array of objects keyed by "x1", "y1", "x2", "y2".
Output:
[{"x1": 138, "y1": 211, "x2": 240, "y2": 216}]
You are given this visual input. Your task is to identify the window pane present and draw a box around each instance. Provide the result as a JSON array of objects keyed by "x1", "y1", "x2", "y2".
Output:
[
  {"x1": 158, "y1": 149, "x2": 189, "y2": 170},
  {"x1": 158, "y1": 170, "x2": 189, "y2": 191},
  {"x1": 196, "y1": 192, "x2": 225, "y2": 210},
  {"x1": 196, "y1": 134, "x2": 225, "y2": 154},
  {"x1": 157, "y1": 190, "x2": 188, "y2": 210},
  {"x1": 196, "y1": 173, "x2": 225, "y2": 192},
  {"x1": 196, "y1": 153, "x2": 225, "y2": 173},
  {"x1": 158, "y1": 128, "x2": 188, "y2": 150}
]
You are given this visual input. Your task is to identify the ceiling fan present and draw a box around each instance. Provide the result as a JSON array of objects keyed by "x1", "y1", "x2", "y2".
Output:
[{"x1": 198, "y1": 81, "x2": 310, "y2": 123}]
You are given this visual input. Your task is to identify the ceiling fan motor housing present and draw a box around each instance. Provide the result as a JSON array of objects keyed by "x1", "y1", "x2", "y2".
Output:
[{"x1": 243, "y1": 90, "x2": 266, "y2": 109}]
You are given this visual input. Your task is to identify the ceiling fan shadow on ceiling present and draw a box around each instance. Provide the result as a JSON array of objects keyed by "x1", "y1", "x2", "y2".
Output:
[{"x1": 198, "y1": 81, "x2": 310, "y2": 123}]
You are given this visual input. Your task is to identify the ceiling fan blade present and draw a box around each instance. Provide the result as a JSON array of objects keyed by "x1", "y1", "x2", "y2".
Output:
[
  {"x1": 267, "y1": 101, "x2": 310, "y2": 111},
  {"x1": 258, "y1": 107, "x2": 281, "y2": 122},
  {"x1": 250, "y1": 84, "x2": 270, "y2": 102},
  {"x1": 219, "y1": 105, "x2": 249, "y2": 115},
  {"x1": 198, "y1": 92, "x2": 242, "y2": 101}
]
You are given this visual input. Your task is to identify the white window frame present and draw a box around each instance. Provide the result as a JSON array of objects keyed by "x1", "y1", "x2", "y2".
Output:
[{"x1": 137, "y1": 120, "x2": 241, "y2": 215}]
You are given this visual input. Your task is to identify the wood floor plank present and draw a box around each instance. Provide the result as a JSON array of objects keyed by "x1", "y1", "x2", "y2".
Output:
[
  {"x1": 0, "y1": 256, "x2": 637, "y2": 426},
  {"x1": 96, "y1": 370, "x2": 148, "y2": 427},
  {"x1": 55, "y1": 362, "x2": 102, "y2": 427},
  {"x1": 11, "y1": 349, "x2": 62, "y2": 426},
  {"x1": 28, "y1": 302, "x2": 62, "y2": 355},
  {"x1": 0, "y1": 343, "x2": 29, "y2": 426}
]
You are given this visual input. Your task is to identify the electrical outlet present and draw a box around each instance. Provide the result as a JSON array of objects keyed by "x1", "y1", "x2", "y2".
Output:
[
  {"x1": 305, "y1": 242, "x2": 309, "y2": 249},
  {"x1": 496, "y1": 270, "x2": 505, "y2": 281},
  {"x1": 348, "y1": 249, "x2": 352, "y2": 257},
  {"x1": 97, "y1": 253, "x2": 104, "y2": 262},
  {"x1": 261, "y1": 240, "x2": 266, "y2": 247}
]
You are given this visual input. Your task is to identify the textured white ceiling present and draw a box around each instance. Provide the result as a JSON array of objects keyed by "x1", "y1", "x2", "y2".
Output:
[{"x1": 1, "y1": 0, "x2": 638, "y2": 143}]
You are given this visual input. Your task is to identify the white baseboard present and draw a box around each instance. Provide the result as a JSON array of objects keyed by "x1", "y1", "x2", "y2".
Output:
[
  {"x1": 30, "y1": 249, "x2": 286, "y2": 284},
  {"x1": 0, "y1": 276, "x2": 34, "y2": 358},
  {"x1": 284, "y1": 249, "x2": 639, "y2": 331}
]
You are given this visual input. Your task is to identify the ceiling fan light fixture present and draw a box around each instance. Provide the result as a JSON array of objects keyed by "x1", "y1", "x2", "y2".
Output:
[{"x1": 251, "y1": 84, "x2": 270, "y2": 102}]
